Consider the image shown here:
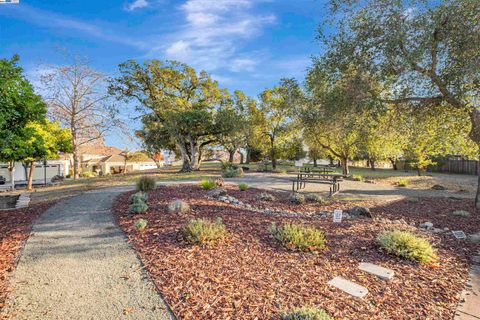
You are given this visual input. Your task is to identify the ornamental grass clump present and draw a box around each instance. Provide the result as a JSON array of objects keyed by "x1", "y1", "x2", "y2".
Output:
[
  {"x1": 222, "y1": 166, "x2": 243, "y2": 178},
  {"x1": 238, "y1": 182, "x2": 249, "y2": 191},
  {"x1": 377, "y1": 230, "x2": 437, "y2": 264},
  {"x1": 289, "y1": 192, "x2": 306, "y2": 204},
  {"x1": 269, "y1": 223, "x2": 326, "y2": 253},
  {"x1": 136, "y1": 176, "x2": 156, "y2": 192},
  {"x1": 397, "y1": 178, "x2": 409, "y2": 187},
  {"x1": 281, "y1": 307, "x2": 333, "y2": 320},
  {"x1": 200, "y1": 179, "x2": 216, "y2": 190},
  {"x1": 180, "y1": 218, "x2": 227, "y2": 246},
  {"x1": 168, "y1": 199, "x2": 190, "y2": 214},
  {"x1": 134, "y1": 218, "x2": 148, "y2": 232}
]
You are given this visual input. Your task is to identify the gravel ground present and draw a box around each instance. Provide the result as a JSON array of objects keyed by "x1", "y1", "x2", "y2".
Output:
[
  {"x1": 229, "y1": 172, "x2": 475, "y2": 200},
  {"x1": 1, "y1": 187, "x2": 174, "y2": 320}
]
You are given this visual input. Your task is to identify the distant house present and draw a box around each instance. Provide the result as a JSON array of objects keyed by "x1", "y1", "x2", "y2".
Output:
[{"x1": 77, "y1": 142, "x2": 160, "y2": 175}]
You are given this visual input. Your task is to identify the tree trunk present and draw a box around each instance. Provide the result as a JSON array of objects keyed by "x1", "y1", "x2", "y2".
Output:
[
  {"x1": 328, "y1": 156, "x2": 334, "y2": 166},
  {"x1": 370, "y1": 159, "x2": 376, "y2": 170},
  {"x1": 272, "y1": 157, "x2": 277, "y2": 170},
  {"x1": 313, "y1": 158, "x2": 318, "y2": 167},
  {"x1": 240, "y1": 152, "x2": 244, "y2": 164},
  {"x1": 188, "y1": 137, "x2": 201, "y2": 171},
  {"x1": 228, "y1": 149, "x2": 235, "y2": 163},
  {"x1": 468, "y1": 109, "x2": 480, "y2": 209},
  {"x1": 389, "y1": 158, "x2": 398, "y2": 170},
  {"x1": 341, "y1": 157, "x2": 349, "y2": 176},
  {"x1": 245, "y1": 147, "x2": 251, "y2": 164},
  {"x1": 8, "y1": 161, "x2": 15, "y2": 190},
  {"x1": 27, "y1": 161, "x2": 35, "y2": 190},
  {"x1": 73, "y1": 149, "x2": 80, "y2": 179}
]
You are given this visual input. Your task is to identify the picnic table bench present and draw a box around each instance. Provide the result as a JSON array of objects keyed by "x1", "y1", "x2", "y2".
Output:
[{"x1": 289, "y1": 172, "x2": 346, "y2": 197}]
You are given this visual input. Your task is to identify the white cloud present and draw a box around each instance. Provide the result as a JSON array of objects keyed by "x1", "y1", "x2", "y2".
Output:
[
  {"x1": 151, "y1": 0, "x2": 276, "y2": 73},
  {"x1": 125, "y1": 0, "x2": 149, "y2": 11}
]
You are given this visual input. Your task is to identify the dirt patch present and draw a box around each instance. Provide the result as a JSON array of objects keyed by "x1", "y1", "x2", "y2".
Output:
[
  {"x1": 113, "y1": 185, "x2": 480, "y2": 320},
  {"x1": 0, "y1": 201, "x2": 56, "y2": 315}
]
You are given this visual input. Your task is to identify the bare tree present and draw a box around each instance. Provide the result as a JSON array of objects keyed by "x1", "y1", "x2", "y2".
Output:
[{"x1": 41, "y1": 57, "x2": 119, "y2": 179}]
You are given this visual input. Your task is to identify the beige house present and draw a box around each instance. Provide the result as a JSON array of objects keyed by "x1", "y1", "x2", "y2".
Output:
[{"x1": 77, "y1": 143, "x2": 159, "y2": 175}]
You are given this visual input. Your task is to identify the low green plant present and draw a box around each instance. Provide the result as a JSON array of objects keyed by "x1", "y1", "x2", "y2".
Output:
[
  {"x1": 222, "y1": 167, "x2": 243, "y2": 178},
  {"x1": 129, "y1": 201, "x2": 148, "y2": 214},
  {"x1": 397, "y1": 178, "x2": 409, "y2": 187},
  {"x1": 136, "y1": 176, "x2": 156, "y2": 192},
  {"x1": 289, "y1": 192, "x2": 305, "y2": 204},
  {"x1": 451, "y1": 210, "x2": 471, "y2": 217},
  {"x1": 180, "y1": 218, "x2": 227, "y2": 246},
  {"x1": 305, "y1": 193, "x2": 323, "y2": 203},
  {"x1": 377, "y1": 230, "x2": 437, "y2": 264},
  {"x1": 352, "y1": 174, "x2": 363, "y2": 182},
  {"x1": 281, "y1": 307, "x2": 333, "y2": 320},
  {"x1": 200, "y1": 179, "x2": 216, "y2": 190},
  {"x1": 134, "y1": 218, "x2": 148, "y2": 231},
  {"x1": 269, "y1": 223, "x2": 326, "y2": 252},
  {"x1": 238, "y1": 182, "x2": 249, "y2": 191},
  {"x1": 129, "y1": 191, "x2": 148, "y2": 204}
]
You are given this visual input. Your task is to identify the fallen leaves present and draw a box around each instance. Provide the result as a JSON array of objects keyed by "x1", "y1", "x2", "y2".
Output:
[{"x1": 113, "y1": 185, "x2": 480, "y2": 320}]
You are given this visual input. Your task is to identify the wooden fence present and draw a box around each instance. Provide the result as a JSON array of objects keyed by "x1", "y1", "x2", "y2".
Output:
[{"x1": 427, "y1": 159, "x2": 478, "y2": 175}]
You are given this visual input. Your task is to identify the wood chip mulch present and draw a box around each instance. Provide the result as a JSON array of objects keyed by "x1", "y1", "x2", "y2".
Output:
[
  {"x1": 0, "y1": 201, "x2": 57, "y2": 316},
  {"x1": 113, "y1": 185, "x2": 480, "y2": 320}
]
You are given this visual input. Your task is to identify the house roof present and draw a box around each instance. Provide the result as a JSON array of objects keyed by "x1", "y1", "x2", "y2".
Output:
[{"x1": 78, "y1": 142, "x2": 123, "y2": 156}]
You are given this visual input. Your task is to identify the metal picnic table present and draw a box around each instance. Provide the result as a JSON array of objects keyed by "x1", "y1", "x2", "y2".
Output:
[{"x1": 290, "y1": 172, "x2": 347, "y2": 196}]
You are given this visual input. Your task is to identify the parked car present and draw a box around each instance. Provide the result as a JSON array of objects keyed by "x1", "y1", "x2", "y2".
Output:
[{"x1": 0, "y1": 176, "x2": 5, "y2": 185}]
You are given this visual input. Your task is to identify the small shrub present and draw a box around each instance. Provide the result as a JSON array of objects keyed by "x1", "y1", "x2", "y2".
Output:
[
  {"x1": 257, "y1": 192, "x2": 276, "y2": 201},
  {"x1": 168, "y1": 199, "x2": 191, "y2": 214},
  {"x1": 129, "y1": 191, "x2": 148, "y2": 204},
  {"x1": 397, "y1": 178, "x2": 409, "y2": 187},
  {"x1": 200, "y1": 179, "x2": 216, "y2": 190},
  {"x1": 180, "y1": 218, "x2": 227, "y2": 246},
  {"x1": 451, "y1": 210, "x2": 471, "y2": 217},
  {"x1": 305, "y1": 193, "x2": 323, "y2": 203},
  {"x1": 81, "y1": 171, "x2": 92, "y2": 178},
  {"x1": 281, "y1": 307, "x2": 333, "y2": 320},
  {"x1": 134, "y1": 218, "x2": 148, "y2": 231},
  {"x1": 377, "y1": 230, "x2": 437, "y2": 264},
  {"x1": 238, "y1": 182, "x2": 249, "y2": 191},
  {"x1": 222, "y1": 167, "x2": 243, "y2": 178},
  {"x1": 289, "y1": 192, "x2": 305, "y2": 204},
  {"x1": 269, "y1": 223, "x2": 326, "y2": 252},
  {"x1": 136, "y1": 176, "x2": 156, "y2": 192},
  {"x1": 352, "y1": 174, "x2": 363, "y2": 181},
  {"x1": 130, "y1": 201, "x2": 148, "y2": 214}
]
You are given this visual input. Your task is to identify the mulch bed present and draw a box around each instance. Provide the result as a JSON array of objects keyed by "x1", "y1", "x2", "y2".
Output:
[
  {"x1": 113, "y1": 185, "x2": 480, "y2": 320},
  {"x1": 0, "y1": 201, "x2": 57, "y2": 315}
]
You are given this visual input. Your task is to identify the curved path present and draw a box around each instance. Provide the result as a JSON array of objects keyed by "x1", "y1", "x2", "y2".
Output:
[{"x1": 1, "y1": 187, "x2": 174, "y2": 320}]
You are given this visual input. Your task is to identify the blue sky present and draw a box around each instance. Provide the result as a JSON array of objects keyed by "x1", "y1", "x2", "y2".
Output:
[{"x1": 0, "y1": 0, "x2": 328, "y2": 149}]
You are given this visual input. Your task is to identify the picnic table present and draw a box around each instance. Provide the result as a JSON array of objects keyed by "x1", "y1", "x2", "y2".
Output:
[
  {"x1": 298, "y1": 166, "x2": 334, "y2": 174},
  {"x1": 290, "y1": 172, "x2": 347, "y2": 197}
]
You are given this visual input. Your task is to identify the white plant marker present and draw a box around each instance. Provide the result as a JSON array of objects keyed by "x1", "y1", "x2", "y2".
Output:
[{"x1": 333, "y1": 209, "x2": 343, "y2": 223}]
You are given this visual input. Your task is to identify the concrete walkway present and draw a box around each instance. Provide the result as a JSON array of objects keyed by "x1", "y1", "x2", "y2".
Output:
[{"x1": 1, "y1": 187, "x2": 174, "y2": 320}]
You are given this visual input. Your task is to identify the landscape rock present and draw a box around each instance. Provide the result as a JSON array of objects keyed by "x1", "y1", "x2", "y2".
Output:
[
  {"x1": 347, "y1": 206, "x2": 372, "y2": 218},
  {"x1": 419, "y1": 221, "x2": 434, "y2": 229},
  {"x1": 431, "y1": 184, "x2": 446, "y2": 190},
  {"x1": 207, "y1": 188, "x2": 227, "y2": 198},
  {"x1": 256, "y1": 192, "x2": 276, "y2": 201},
  {"x1": 468, "y1": 232, "x2": 480, "y2": 243}
]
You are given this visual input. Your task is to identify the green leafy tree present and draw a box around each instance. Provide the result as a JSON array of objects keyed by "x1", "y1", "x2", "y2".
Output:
[
  {"x1": 319, "y1": 0, "x2": 480, "y2": 206},
  {"x1": 110, "y1": 60, "x2": 232, "y2": 172},
  {"x1": 23, "y1": 120, "x2": 72, "y2": 189},
  {"x1": 0, "y1": 55, "x2": 46, "y2": 189},
  {"x1": 257, "y1": 79, "x2": 300, "y2": 169},
  {"x1": 302, "y1": 66, "x2": 379, "y2": 175}
]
